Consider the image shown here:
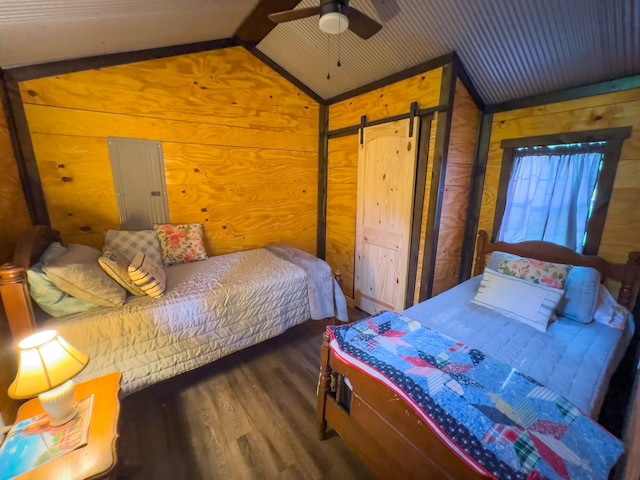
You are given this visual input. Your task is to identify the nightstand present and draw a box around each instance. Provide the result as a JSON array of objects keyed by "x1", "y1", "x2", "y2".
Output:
[{"x1": 11, "y1": 372, "x2": 122, "y2": 480}]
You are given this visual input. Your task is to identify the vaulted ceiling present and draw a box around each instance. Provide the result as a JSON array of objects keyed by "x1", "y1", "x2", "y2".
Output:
[{"x1": 1, "y1": 0, "x2": 639, "y2": 105}]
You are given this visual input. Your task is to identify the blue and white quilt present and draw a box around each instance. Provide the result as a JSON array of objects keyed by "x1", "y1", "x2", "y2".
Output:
[{"x1": 328, "y1": 311, "x2": 623, "y2": 480}]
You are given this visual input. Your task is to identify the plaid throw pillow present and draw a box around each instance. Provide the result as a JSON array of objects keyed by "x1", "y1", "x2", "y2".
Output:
[{"x1": 104, "y1": 230, "x2": 163, "y2": 266}]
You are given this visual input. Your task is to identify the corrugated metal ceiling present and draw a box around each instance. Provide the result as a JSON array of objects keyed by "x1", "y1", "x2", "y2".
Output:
[
  {"x1": 0, "y1": 0, "x2": 259, "y2": 68},
  {"x1": 0, "y1": 0, "x2": 638, "y2": 105},
  {"x1": 258, "y1": 0, "x2": 640, "y2": 104}
]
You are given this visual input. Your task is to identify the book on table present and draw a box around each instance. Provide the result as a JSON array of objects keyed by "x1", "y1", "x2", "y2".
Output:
[{"x1": 0, "y1": 395, "x2": 94, "y2": 480}]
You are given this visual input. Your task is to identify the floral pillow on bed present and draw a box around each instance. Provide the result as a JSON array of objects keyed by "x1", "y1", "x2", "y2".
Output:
[
  {"x1": 497, "y1": 257, "x2": 570, "y2": 290},
  {"x1": 154, "y1": 223, "x2": 207, "y2": 266}
]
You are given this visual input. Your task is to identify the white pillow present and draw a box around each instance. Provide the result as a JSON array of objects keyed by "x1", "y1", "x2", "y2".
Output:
[
  {"x1": 487, "y1": 251, "x2": 600, "y2": 324},
  {"x1": 593, "y1": 284, "x2": 630, "y2": 330},
  {"x1": 472, "y1": 268, "x2": 564, "y2": 332}
]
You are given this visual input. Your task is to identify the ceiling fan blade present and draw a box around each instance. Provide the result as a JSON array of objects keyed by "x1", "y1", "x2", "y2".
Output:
[
  {"x1": 269, "y1": 6, "x2": 321, "y2": 24},
  {"x1": 346, "y1": 7, "x2": 382, "y2": 39}
]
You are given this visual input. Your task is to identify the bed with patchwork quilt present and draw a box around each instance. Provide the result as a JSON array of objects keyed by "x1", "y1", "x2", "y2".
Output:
[{"x1": 316, "y1": 231, "x2": 640, "y2": 479}]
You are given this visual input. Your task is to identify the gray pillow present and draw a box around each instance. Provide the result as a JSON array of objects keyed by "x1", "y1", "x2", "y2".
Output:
[
  {"x1": 53, "y1": 243, "x2": 101, "y2": 265},
  {"x1": 43, "y1": 243, "x2": 126, "y2": 307},
  {"x1": 39, "y1": 241, "x2": 67, "y2": 265},
  {"x1": 27, "y1": 263, "x2": 98, "y2": 317}
]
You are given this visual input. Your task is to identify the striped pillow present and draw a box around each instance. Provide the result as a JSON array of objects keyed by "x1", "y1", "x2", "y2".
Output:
[
  {"x1": 472, "y1": 268, "x2": 564, "y2": 332},
  {"x1": 98, "y1": 249, "x2": 145, "y2": 296},
  {"x1": 128, "y1": 251, "x2": 166, "y2": 298}
]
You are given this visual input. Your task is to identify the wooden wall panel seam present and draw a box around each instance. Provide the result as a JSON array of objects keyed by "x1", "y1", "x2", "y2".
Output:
[
  {"x1": 419, "y1": 63, "x2": 456, "y2": 301},
  {"x1": 3, "y1": 74, "x2": 48, "y2": 225},
  {"x1": 459, "y1": 112, "x2": 493, "y2": 281},
  {"x1": 406, "y1": 115, "x2": 434, "y2": 308},
  {"x1": 317, "y1": 104, "x2": 328, "y2": 259}
]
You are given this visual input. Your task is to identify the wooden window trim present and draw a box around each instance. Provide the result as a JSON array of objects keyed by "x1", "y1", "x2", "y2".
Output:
[{"x1": 492, "y1": 127, "x2": 632, "y2": 254}]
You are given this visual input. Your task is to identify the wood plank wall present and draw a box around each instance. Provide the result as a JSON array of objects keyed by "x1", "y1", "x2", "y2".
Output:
[
  {"x1": 431, "y1": 79, "x2": 480, "y2": 295},
  {"x1": 478, "y1": 88, "x2": 640, "y2": 264},
  {"x1": 0, "y1": 92, "x2": 31, "y2": 263},
  {"x1": 18, "y1": 47, "x2": 319, "y2": 255},
  {"x1": 326, "y1": 67, "x2": 443, "y2": 299}
]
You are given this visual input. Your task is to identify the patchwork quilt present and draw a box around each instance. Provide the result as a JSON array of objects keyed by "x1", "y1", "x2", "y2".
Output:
[{"x1": 328, "y1": 311, "x2": 623, "y2": 480}]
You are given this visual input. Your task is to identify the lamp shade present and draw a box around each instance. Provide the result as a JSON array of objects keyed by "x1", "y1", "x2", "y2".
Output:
[{"x1": 8, "y1": 330, "x2": 89, "y2": 399}]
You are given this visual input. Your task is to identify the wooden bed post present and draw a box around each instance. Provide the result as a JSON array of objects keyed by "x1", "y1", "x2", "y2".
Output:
[
  {"x1": 316, "y1": 330, "x2": 332, "y2": 440},
  {"x1": 473, "y1": 230, "x2": 488, "y2": 277},
  {"x1": 0, "y1": 265, "x2": 36, "y2": 341},
  {"x1": 618, "y1": 252, "x2": 640, "y2": 311},
  {"x1": 331, "y1": 269, "x2": 344, "y2": 325},
  {"x1": 334, "y1": 269, "x2": 343, "y2": 291}
]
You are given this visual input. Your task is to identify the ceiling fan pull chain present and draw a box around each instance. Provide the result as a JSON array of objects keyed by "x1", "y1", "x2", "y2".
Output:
[
  {"x1": 337, "y1": 4, "x2": 342, "y2": 67},
  {"x1": 326, "y1": 34, "x2": 331, "y2": 80}
]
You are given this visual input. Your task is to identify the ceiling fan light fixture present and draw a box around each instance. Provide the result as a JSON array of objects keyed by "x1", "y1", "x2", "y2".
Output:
[{"x1": 319, "y1": 12, "x2": 349, "y2": 35}]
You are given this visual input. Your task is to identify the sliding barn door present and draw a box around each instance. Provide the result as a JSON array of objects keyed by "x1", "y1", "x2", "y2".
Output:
[{"x1": 354, "y1": 118, "x2": 419, "y2": 314}]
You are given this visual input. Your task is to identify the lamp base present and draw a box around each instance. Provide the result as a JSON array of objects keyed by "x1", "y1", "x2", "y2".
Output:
[{"x1": 39, "y1": 380, "x2": 77, "y2": 426}]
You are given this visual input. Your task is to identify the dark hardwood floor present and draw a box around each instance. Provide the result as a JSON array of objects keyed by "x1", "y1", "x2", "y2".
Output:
[{"x1": 117, "y1": 308, "x2": 373, "y2": 480}]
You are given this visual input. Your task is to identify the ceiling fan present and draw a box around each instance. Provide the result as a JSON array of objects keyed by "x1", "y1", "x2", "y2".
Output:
[{"x1": 269, "y1": 0, "x2": 383, "y2": 40}]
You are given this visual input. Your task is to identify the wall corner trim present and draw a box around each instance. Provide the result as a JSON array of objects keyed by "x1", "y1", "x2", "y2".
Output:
[
  {"x1": 317, "y1": 104, "x2": 329, "y2": 259},
  {"x1": 5, "y1": 38, "x2": 237, "y2": 82}
]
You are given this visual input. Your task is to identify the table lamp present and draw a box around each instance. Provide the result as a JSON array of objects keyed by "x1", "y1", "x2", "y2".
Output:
[{"x1": 8, "y1": 330, "x2": 89, "y2": 426}]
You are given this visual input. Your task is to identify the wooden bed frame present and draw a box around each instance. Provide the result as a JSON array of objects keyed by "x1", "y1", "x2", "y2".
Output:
[{"x1": 316, "y1": 230, "x2": 640, "y2": 479}]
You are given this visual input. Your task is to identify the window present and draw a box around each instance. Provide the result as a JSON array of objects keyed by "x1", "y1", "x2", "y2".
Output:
[{"x1": 494, "y1": 128, "x2": 631, "y2": 255}]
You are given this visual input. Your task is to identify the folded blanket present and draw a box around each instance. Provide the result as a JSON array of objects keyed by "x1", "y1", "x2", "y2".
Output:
[
  {"x1": 328, "y1": 311, "x2": 623, "y2": 480},
  {"x1": 266, "y1": 244, "x2": 348, "y2": 322}
]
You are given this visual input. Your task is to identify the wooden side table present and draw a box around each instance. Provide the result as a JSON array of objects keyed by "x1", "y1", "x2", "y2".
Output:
[{"x1": 11, "y1": 372, "x2": 122, "y2": 480}]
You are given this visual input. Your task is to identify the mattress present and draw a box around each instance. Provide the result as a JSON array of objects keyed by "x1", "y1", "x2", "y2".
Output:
[
  {"x1": 42, "y1": 249, "x2": 311, "y2": 395},
  {"x1": 403, "y1": 276, "x2": 634, "y2": 418}
]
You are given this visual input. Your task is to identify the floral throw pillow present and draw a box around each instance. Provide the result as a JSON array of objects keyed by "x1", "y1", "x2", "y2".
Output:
[
  {"x1": 154, "y1": 223, "x2": 207, "y2": 266},
  {"x1": 497, "y1": 257, "x2": 570, "y2": 290}
]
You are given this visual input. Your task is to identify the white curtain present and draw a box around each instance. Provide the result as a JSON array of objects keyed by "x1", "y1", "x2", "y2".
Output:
[{"x1": 497, "y1": 151, "x2": 602, "y2": 253}]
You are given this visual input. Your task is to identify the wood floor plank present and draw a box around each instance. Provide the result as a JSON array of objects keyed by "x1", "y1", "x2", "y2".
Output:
[{"x1": 118, "y1": 309, "x2": 374, "y2": 479}]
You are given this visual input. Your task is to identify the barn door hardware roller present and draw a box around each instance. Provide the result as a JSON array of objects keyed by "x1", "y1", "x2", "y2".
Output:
[
  {"x1": 409, "y1": 102, "x2": 419, "y2": 137},
  {"x1": 359, "y1": 115, "x2": 367, "y2": 145}
]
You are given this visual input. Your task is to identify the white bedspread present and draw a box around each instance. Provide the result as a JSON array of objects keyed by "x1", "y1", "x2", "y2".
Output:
[
  {"x1": 403, "y1": 276, "x2": 633, "y2": 418},
  {"x1": 42, "y1": 249, "x2": 311, "y2": 395}
]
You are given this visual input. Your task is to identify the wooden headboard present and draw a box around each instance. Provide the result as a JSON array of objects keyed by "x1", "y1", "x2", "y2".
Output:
[
  {"x1": 0, "y1": 226, "x2": 61, "y2": 341},
  {"x1": 474, "y1": 230, "x2": 640, "y2": 311}
]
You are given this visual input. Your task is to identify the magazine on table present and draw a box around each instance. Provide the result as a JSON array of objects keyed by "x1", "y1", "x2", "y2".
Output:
[{"x1": 0, "y1": 395, "x2": 94, "y2": 479}]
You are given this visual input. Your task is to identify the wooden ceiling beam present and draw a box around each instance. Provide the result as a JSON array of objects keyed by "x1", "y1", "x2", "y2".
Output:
[{"x1": 234, "y1": 0, "x2": 303, "y2": 46}]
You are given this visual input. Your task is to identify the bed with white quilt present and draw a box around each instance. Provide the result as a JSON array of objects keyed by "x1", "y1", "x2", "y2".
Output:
[{"x1": 0, "y1": 225, "x2": 347, "y2": 395}]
